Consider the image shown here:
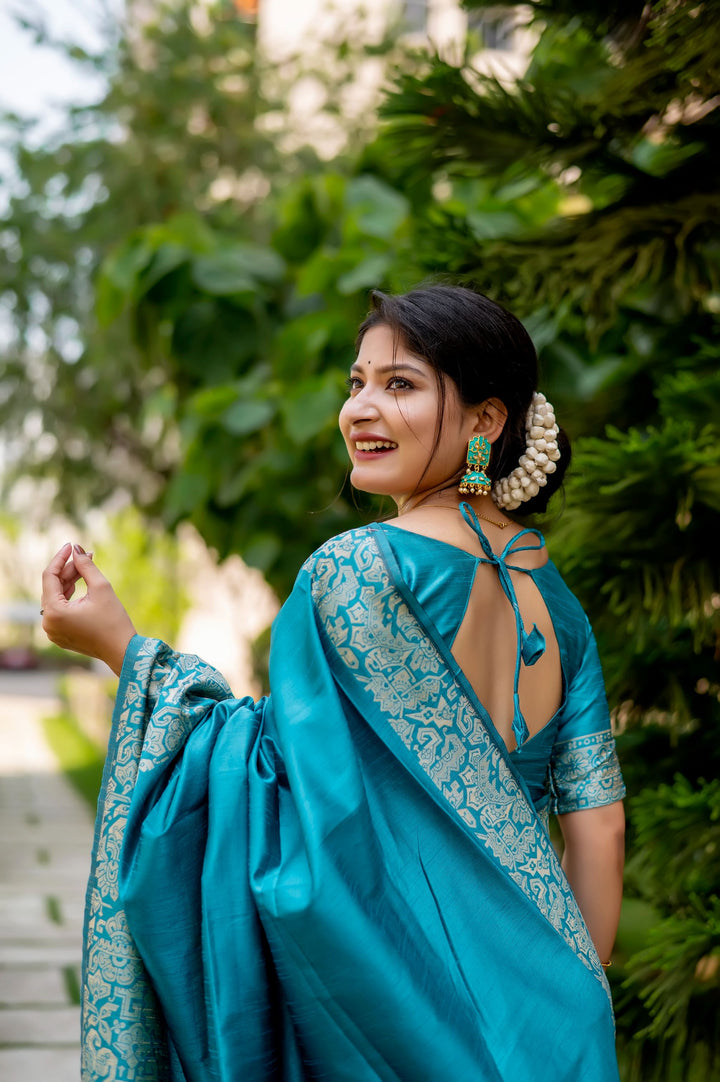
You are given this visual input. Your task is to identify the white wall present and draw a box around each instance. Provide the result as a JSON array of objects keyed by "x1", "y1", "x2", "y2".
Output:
[
  {"x1": 258, "y1": 0, "x2": 390, "y2": 59},
  {"x1": 258, "y1": 0, "x2": 533, "y2": 70}
]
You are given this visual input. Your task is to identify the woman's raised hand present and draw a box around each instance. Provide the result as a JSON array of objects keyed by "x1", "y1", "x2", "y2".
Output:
[{"x1": 41, "y1": 543, "x2": 137, "y2": 676}]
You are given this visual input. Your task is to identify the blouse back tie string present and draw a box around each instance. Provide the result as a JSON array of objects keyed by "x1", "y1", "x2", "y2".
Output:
[{"x1": 459, "y1": 501, "x2": 547, "y2": 749}]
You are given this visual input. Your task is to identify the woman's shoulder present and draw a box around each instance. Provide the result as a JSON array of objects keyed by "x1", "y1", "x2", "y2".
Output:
[
  {"x1": 299, "y1": 524, "x2": 381, "y2": 578},
  {"x1": 292, "y1": 525, "x2": 390, "y2": 615},
  {"x1": 533, "y1": 559, "x2": 596, "y2": 665}
]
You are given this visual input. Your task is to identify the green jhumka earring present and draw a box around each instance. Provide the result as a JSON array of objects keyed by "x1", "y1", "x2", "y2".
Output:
[{"x1": 458, "y1": 435, "x2": 491, "y2": 496}]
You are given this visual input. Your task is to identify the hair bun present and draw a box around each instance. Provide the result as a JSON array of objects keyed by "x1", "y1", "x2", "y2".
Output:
[{"x1": 492, "y1": 392, "x2": 565, "y2": 512}]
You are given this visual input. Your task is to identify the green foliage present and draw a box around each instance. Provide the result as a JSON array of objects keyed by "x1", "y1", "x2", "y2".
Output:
[
  {"x1": 0, "y1": 1, "x2": 273, "y2": 520},
  {"x1": 613, "y1": 779, "x2": 720, "y2": 1079},
  {"x1": 628, "y1": 777, "x2": 720, "y2": 908},
  {"x1": 0, "y1": 0, "x2": 417, "y2": 586},
  {"x1": 551, "y1": 419, "x2": 720, "y2": 716},
  {"x1": 42, "y1": 713, "x2": 105, "y2": 809},
  {"x1": 92, "y1": 168, "x2": 420, "y2": 594},
  {"x1": 375, "y1": 0, "x2": 720, "y2": 333},
  {"x1": 92, "y1": 507, "x2": 188, "y2": 643},
  {"x1": 627, "y1": 895, "x2": 720, "y2": 1037}
]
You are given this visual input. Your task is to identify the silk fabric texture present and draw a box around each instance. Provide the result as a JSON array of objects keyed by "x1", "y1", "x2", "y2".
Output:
[{"x1": 82, "y1": 523, "x2": 621, "y2": 1082}]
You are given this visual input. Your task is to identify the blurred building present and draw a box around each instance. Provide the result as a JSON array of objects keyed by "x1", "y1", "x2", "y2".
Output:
[
  {"x1": 249, "y1": 0, "x2": 534, "y2": 75},
  {"x1": 257, "y1": 0, "x2": 534, "y2": 76},
  {"x1": 172, "y1": 0, "x2": 536, "y2": 75},
  {"x1": 122, "y1": 1, "x2": 534, "y2": 159}
]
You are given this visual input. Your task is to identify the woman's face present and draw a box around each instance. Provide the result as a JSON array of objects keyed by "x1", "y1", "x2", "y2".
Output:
[{"x1": 338, "y1": 324, "x2": 480, "y2": 505}]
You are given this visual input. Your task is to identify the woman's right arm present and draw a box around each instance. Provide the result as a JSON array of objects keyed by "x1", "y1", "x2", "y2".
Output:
[
  {"x1": 548, "y1": 617, "x2": 626, "y2": 964},
  {"x1": 41, "y1": 542, "x2": 137, "y2": 675},
  {"x1": 558, "y1": 802, "x2": 625, "y2": 964}
]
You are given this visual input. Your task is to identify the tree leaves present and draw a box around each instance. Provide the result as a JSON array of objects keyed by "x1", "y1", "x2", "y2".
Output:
[
  {"x1": 192, "y1": 245, "x2": 286, "y2": 294},
  {"x1": 222, "y1": 398, "x2": 275, "y2": 436},
  {"x1": 0, "y1": 0, "x2": 415, "y2": 543},
  {"x1": 280, "y1": 375, "x2": 343, "y2": 444},
  {"x1": 343, "y1": 174, "x2": 409, "y2": 238},
  {"x1": 376, "y1": 1, "x2": 720, "y2": 330}
]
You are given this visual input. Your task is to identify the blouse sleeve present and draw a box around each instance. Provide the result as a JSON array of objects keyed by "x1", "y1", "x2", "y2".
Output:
[{"x1": 549, "y1": 623, "x2": 626, "y2": 815}]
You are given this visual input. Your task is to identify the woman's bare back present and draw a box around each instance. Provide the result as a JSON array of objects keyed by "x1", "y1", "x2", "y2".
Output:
[{"x1": 385, "y1": 504, "x2": 562, "y2": 752}]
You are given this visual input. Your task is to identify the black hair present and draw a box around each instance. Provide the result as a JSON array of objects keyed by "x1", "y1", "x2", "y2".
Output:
[{"x1": 355, "y1": 285, "x2": 570, "y2": 515}]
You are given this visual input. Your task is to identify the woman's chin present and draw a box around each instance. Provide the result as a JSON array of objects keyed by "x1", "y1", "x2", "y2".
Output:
[
  {"x1": 351, "y1": 481, "x2": 396, "y2": 499},
  {"x1": 349, "y1": 470, "x2": 401, "y2": 501}
]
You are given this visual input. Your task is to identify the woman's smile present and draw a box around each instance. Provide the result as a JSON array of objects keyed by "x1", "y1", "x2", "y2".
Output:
[{"x1": 350, "y1": 432, "x2": 399, "y2": 458}]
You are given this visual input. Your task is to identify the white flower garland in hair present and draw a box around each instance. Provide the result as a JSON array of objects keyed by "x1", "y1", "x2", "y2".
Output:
[{"x1": 492, "y1": 392, "x2": 562, "y2": 510}]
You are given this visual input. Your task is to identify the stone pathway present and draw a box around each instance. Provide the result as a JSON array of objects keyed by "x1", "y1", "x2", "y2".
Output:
[{"x1": 0, "y1": 671, "x2": 93, "y2": 1082}]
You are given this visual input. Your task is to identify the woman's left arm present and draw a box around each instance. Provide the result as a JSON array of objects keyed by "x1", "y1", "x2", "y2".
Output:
[{"x1": 558, "y1": 801, "x2": 625, "y2": 964}]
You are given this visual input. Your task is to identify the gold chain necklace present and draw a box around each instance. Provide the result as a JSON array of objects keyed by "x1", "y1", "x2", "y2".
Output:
[
  {"x1": 400, "y1": 499, "x2": 509, "y2": 530},
  {"x1": 471, "y1": 508, "x2": 509, "y2": 530}
]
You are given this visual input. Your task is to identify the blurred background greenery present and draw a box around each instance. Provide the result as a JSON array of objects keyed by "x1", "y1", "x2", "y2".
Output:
[{"x1": 1, "y1": 0, "x2": 718, "y2": 1077}]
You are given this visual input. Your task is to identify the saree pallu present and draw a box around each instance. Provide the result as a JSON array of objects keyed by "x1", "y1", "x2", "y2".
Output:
[{"x1": 82, "y1": 526, "x2": 620, "y2": 1082}]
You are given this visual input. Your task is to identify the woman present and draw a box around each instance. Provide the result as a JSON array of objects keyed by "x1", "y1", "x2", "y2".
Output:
[{"x1": 43, "y1": 285, "x2": 625, "y2": 1082}]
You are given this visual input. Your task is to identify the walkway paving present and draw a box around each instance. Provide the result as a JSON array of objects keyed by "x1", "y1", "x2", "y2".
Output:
[{"x1": 0, "y1": 671, "x2": 93, "y2": 1082}]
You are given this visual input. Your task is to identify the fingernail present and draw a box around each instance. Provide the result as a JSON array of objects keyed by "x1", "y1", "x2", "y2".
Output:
[
  {"x1": 73, "y1": 543, "x2": 86, "y2": 555},
  {"x1": 87, "y1": 552, "x2": 94, "y2": 560}
]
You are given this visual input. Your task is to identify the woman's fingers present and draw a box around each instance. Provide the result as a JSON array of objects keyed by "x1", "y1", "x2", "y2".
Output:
[
  {"x1": 70, "y1": 546, "x2": 110, "y2": 589},
  {"x1": 41, "y1": 542, "x2": 73, "y2": 609},
  {"x1": 63, "y1": 580, "x2": 78, "y2": 602},
  {"x1": 56, "y1": 547, "x2": 98, "y2": 601},
  {"x1": 41, "y1": 543, "x2": 137, "y2": 674},
  {"x1": 42, "y1": 544, "x2": 105, "y2": 615},
  {"x1": 59, "y1": 558, "x2": 80, "y2": 594}
]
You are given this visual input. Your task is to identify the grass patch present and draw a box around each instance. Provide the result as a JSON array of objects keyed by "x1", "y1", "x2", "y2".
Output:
[
  {"x1": 62, "y1": 964, "x2": 81, "y2": 1006},
  {"x1": 35, "y1": 644, "x2": 93, "y2": 670},
  {"x1": 42, "y1": 713, "x2": 104, "y2": 810},
  {"x1": 46, "y1": 895, "x2": 63, "y2": 925}
]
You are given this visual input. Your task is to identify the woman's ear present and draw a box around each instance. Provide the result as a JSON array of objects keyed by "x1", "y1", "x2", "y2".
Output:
[{"x1": 471, "y1": 398, "x2": 507, "y2": 443}]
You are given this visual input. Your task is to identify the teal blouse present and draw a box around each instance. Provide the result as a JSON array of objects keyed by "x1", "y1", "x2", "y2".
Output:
[{"x1": 378, "y1": 509, "x2": 625, "y2": 821}]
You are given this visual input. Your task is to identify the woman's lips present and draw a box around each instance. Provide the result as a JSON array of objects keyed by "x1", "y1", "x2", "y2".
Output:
[
  {"x1": 353, "y1": 440, "x2": 398, "y2": 460},
  {"x1": 352, "y1": 438, "x2": 398, "y2": 460},
  {"x1": 354, "y1": 447, "x2": 397, "y2": 460}
]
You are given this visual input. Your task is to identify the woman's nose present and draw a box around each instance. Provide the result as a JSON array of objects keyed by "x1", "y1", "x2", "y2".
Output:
[{"x1": 344, "y1": 385, "x2": 381, "y2": 422}]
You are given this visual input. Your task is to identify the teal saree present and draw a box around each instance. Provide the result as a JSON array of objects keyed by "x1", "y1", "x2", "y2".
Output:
[{"x1": 82, "y1": 523, "x2": 621, "y2": 1081}]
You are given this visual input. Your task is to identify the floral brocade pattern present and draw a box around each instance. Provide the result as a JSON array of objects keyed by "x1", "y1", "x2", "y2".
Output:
[
  {"x1": 306, "y1": 528, "x2": 610, "y2": 995},
  {"x1": 81, "y1": 640, "x2": 231, "y2": 1082},
  {"x1": 550, "y1": 731, "x2": 626, "y2": 814}
]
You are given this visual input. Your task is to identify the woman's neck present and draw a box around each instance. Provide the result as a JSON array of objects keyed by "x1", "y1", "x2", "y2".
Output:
[{"x1": 396, "y1": 487, "x2": 512, "y2": 529}]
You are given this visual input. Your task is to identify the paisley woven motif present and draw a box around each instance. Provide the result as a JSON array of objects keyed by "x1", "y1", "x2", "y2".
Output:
[
  {"x1": 306, "y1": 526, "x2": 610, "y2": 994},
  {"x1": 81, "y1": 638, "x2": 232, "y2": 1081}
]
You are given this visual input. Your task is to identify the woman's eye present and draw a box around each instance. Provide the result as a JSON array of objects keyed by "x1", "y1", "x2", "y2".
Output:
[{"x1": 344, "y1": 374, "x2": 413, "y2": 393}]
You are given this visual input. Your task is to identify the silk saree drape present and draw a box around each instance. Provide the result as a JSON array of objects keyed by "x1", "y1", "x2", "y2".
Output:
[{"x1": 81, "y1": 525, "x2": 620, "y2": 1082}]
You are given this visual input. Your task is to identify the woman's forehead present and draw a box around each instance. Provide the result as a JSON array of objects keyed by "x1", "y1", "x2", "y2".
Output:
[{"x1": 354, "y1": 325, "x2": 430, "y2": 370}]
